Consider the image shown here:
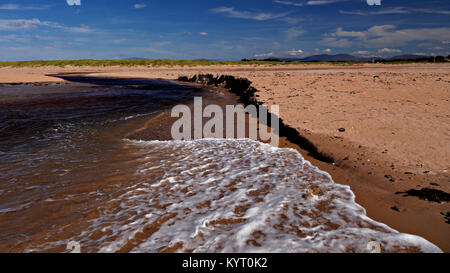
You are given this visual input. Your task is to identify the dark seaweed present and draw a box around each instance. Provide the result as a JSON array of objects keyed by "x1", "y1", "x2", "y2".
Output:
[{"x1": 396, "y1": 188, "x2": 450, "y2": 203}]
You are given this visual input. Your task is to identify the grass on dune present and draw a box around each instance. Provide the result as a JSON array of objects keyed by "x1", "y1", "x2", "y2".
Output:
[
  {"x1": 0, "y1": 59, "x2": 442, "y2": 68},
  {"x1": 0, "y1": 59, "x2": 364, "y2": 68}
]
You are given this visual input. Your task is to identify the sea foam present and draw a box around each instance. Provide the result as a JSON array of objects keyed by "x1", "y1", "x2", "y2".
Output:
[{"x1": 60, "y1": 138, "x2": 440, "y2": 253}]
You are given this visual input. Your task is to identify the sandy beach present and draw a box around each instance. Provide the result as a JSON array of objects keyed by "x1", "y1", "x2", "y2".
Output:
[{"x1": 1, "y1": 63, "x2": 449, "y2": 251}]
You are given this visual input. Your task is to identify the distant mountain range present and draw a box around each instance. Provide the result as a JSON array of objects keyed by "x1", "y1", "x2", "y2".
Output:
[
  {"x1": 271, "y1": 54, "x2": 441, "y2": 62},
  {"x1": 298, "y1": 54, "x2": 380, "y2": 62},
  {"x1": 122, "y1": 54, "x2": 447, "y2": 63}
]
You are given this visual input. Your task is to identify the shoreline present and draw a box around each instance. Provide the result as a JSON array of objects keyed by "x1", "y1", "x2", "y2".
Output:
[
  {"x1": 1, "y1": 63, "x2": 449, "y2": 84},
  {"x1": 0, "y1": 64, "x2": 448, "y2": 252},
  {"x1": 175, "y1": 73, "x2": 450, "y2": 252}
]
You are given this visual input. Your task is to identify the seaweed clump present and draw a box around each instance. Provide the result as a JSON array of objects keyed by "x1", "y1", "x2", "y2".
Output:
[
  {"x1": 396, "y1": 188, "x2": 450, "y2": 203},
  {"x1": 178, "y1": 74, "x2": 259, "y2": 105}
]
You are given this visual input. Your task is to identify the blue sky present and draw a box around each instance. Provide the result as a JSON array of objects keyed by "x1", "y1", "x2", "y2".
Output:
[{"x1": 0, "y1": 0, "x2": 449, "y2": 61}]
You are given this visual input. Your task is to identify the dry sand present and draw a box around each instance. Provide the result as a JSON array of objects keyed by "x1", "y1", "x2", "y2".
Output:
[{"x1": 1, "y1": 63, "x2": 449, "y2": 251}]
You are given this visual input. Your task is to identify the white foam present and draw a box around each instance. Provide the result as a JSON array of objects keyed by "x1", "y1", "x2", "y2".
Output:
[
  {"x1": 29, "y1": 138, "x2": 443, "y2": 253},
  {"x1": 0, "y1": 202, "x2": 32, "y2": 214}
]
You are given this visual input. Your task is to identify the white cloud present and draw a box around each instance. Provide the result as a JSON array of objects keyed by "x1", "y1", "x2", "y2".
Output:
[
  {"x1": 287, "y1": 49, "x2": 304, "y2": 56},
  {"x1": 0, "y1": 19, "x2": 41, "y2": 30},
  {"x1": 377, "y1": 48, "x2": 401, "y2": 54},
  {"x1": 210, "y1": 7, "x2": 288, "y2": 21},
  {"x1": 340, "y1": 7, "x2": 450, "y2": 16},
  {"x1": 0, "y1": 4, "x2": 20, "y2": 10},
  {"x1": 340, "y1": 7, "x2": 410, "y2": 16},
  {"x1": 284, "y1": 26, "x2": 306, "y2": 40},
  {"x1": 273, "y1": 1, "x2": 304, "y2": 7},
  {"x1": 429, "y1": 46, "x2": 444, "y2": 50},
  {"x1": 254, "y1": 48, "x2": 306, "y2": 58},
  {"x1": 413, "y1": 8, "x2": 450, "y2": 15},
  {"x1": 274, "y1": 0, "x2": 347, "y2": 6},
  {"x1": 352, "y1": 50, "x2": 371, "y2": 55},
  {"x1": 254, "y1": 52, "x2": 275, "y2": 58},
  {"x1": 134, "y1": 4, "x2": 147, "y2": 9},
  {"x1": 307, "y1": 0, "x2": 342, "y2": 5},
  {"x1": 199, "y1": 32, "x2": 208, "y2": 36},
  {"x1": 255, "y1": 48, "x2": 339, "y2": 59},
  {"x1": 0, "y1": 19, "x2": 92, "y2": 33},
  {"x1": 322, "y1": 25, "x2": 450, "y2": 48},
  {"x1": 70, "y1": 24, "x2": 91, "y2": 33},
  {"x1": 0, "y1": 4, "x2": 50, "y2": 10},
  {"x1": 273, "y1": 0, "x2": 305, "y2": 7},
  {"x1": 334, "y1": 27, "x2": 366, "y2": 38}
]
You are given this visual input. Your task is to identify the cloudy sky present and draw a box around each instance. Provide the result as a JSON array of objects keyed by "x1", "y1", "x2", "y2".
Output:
[{"x1": 0, "y1": 0, "x2": 449, "y2": 61}]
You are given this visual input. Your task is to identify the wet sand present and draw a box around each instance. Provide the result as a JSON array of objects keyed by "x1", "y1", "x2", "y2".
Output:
[{"x1": 1, "y1": 63, "x2": 449, "y2": 251}]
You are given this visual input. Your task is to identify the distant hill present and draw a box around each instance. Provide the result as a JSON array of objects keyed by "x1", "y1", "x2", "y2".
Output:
[
  {"x1": 300, "y1": 54, "x2": 362, "y2": 62},
  {"x1": 276, "y1": 54, "x2": 382, "y2": 62},
  {"x1": 122, "y1": 54, "x2": 441, "y2": 63},
  {"x1": 258, "y1": 54, "x2": 435, "y2": 63},
  {"x1": 388, "y1": 54, "x2": 429, "y2": 61}
]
